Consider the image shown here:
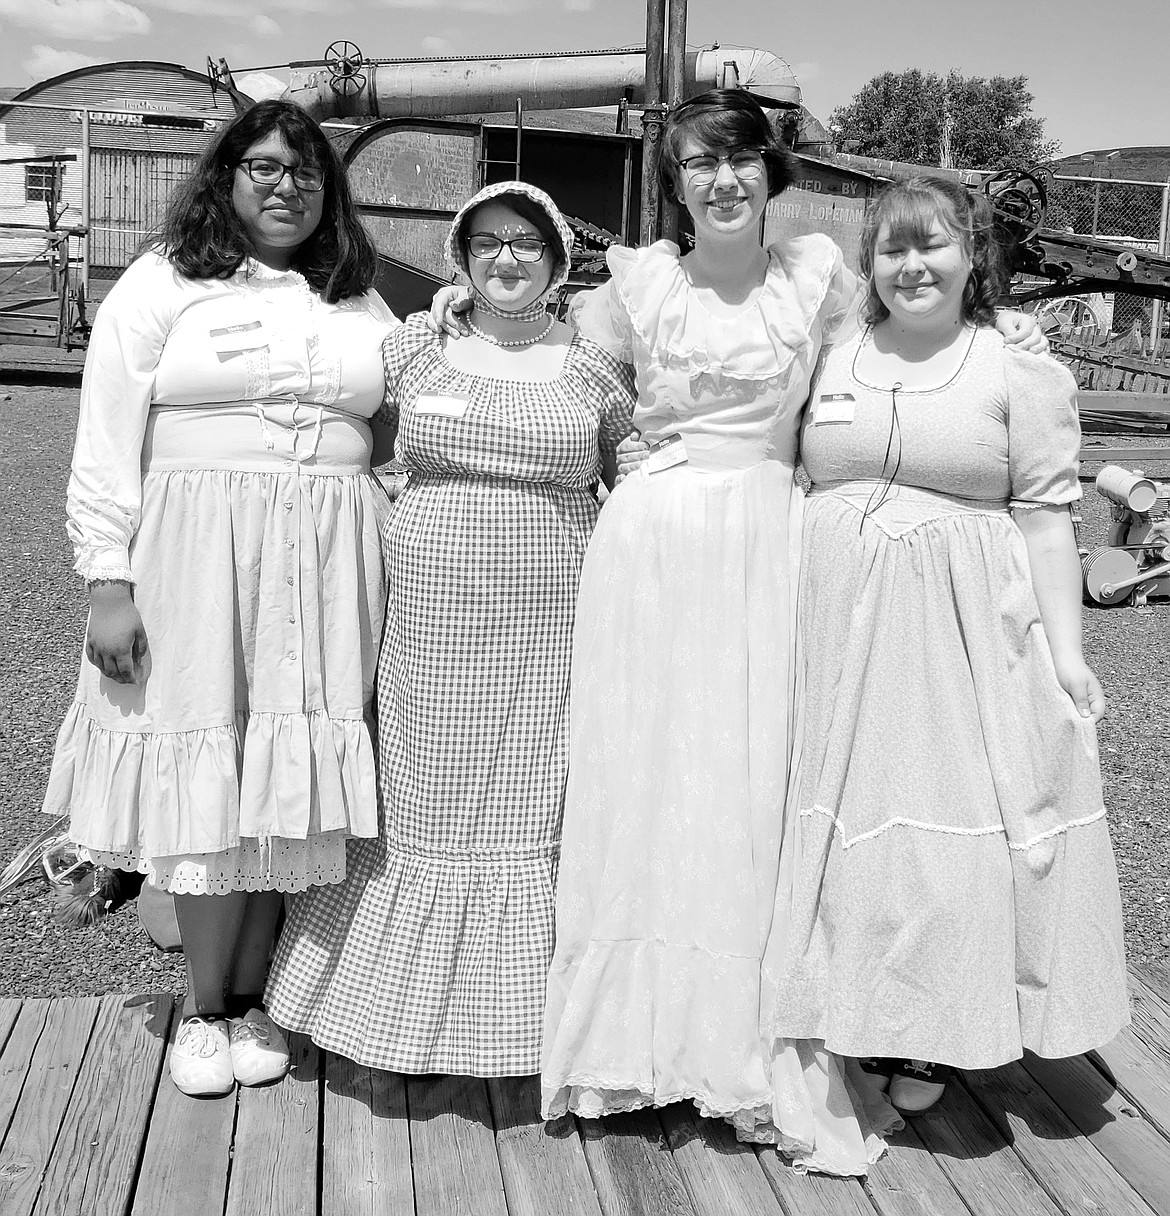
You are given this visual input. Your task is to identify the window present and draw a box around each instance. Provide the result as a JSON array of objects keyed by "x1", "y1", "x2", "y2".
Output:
[{"x1": 26, "y1": 164, "x2": 61, "y2": 203}]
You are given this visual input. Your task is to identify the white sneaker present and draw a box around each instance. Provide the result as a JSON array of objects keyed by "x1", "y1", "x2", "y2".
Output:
[
  {"x1": 170, "y1": 1017, "x2": 234, "y2": 1096},
  {"x1": 889, "y1": 1059, "x2": 948, "y2": 1113},
  {"x1": 229, "y1": 1009, "x2": 290, "y2": 1086}
]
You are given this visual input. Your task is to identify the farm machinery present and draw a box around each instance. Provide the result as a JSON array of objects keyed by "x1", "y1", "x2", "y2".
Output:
[{"x1": 1081, "y1": 466, "x2": 1170, "y2": 607}]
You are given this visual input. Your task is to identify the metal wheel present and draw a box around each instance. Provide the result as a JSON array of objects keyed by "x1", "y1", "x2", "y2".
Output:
[
  {"x1": 1082, "y1": 546, "x2": 1140, "y2": 605},
  {"x1": 982, "y1": 168, "x2": 1048, "y2": 242},
  {"x1": 1030, "y1": 295, "x2": 1108, "y2": 346},
  {"x1": 325, "y1": 40, "x2": 366, "y2": 96}
]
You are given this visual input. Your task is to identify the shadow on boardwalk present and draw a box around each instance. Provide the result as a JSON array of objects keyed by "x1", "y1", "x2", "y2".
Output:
[{"x1": 0, "y1": 964, "x2": 1168, "y2": 1215}]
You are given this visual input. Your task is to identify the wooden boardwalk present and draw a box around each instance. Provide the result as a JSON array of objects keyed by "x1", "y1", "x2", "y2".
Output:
[{"x1": 1, "y1": 966, "x2": 1168, "y2": 1216}]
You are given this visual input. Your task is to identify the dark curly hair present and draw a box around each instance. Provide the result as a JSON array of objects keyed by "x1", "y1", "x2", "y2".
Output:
[
  {"x1": 154, "y1": 99, "x2": 376, "y2": 302},
  {"x1": 658, "y1": 88, "x2": 796, "y2": 204},
  {"x1": 858, "y1": 176, "x2": 1005, "y2": 327}
]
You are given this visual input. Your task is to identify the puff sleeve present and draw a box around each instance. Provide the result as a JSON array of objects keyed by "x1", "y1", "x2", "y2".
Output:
[
  {"x1": 378, "y1": 311, "x2": 438, "y2": 429},
  {"x1": 66, "y1": 251, "x2": 184, "y2": 585},
  {"x1": 574, "y1": 337, "x2": 637, "y2": 457},
  {"x1": 1004, "y1": 348, "x2": 1082, "y2": 509},
  {"x1": 573, "y1": 245, "x2": 640, "y2": 363}
]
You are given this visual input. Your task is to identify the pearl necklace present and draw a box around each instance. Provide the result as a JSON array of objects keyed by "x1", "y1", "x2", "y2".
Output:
[{"x1": 468, "y1": 315, "x2": 555, "y2": 348}]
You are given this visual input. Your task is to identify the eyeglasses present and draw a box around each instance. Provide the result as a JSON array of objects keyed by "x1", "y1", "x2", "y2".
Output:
[
  {"x1": 678, "y1": 149, "x2": 767, "y2": 186},
  {"x1": 466, "y1": 234, "x2": 548, "y2": 262},
  {"x1": 237, "y1": 158, "x2": 325, "y2": 193}
]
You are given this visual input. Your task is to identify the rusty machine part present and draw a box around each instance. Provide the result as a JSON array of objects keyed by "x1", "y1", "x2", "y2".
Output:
[
  {"x1": 325, "y1": 41, "x2": 367, "y2": 97},
  {"x1": 979, "y1": 166, "x2": 1170, "y2": 307},
  {"x1": 1082, "y1": 465, "x2": 1170, "y2": 606}
]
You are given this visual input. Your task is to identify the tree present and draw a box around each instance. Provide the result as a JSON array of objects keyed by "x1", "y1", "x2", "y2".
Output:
[{"x1": 829, "y1": 70, "x2": 1060, "y2": 170}]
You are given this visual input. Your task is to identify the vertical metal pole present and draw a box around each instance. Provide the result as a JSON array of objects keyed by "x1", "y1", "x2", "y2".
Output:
[
  {"x1": 1091, "y1": 181, "x2": 1101, "y2": 238},
  {"x1": 1152, "y1": 180, "x2": 1169, "y2": 357},
  {"x1": 639, "y1": 0, "x2": 666, "y2": 246},
  {"x1": 514, "y1": 96, "x2": 523, "y2": 178},
  {"x1": 80, "y1": 108, "x2": 91, "y2": 298},
  {"x1": 660, "y1": 0, "x2": 688, "y2": 245}
]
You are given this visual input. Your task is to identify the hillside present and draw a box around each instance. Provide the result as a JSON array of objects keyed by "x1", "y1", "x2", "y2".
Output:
[{"x1": 1053, "y1": 146, "x2": 1170, "y2": 183}]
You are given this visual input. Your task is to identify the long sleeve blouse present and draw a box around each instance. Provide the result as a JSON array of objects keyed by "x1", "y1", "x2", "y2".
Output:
[{"x1": 67, "y1": 250, "x2": 398, "y2": 584}]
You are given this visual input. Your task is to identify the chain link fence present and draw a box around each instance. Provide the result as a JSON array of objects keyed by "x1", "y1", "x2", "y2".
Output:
[{"x1": 1040, "y1": 174, "x2": 1170, "y2": 364}]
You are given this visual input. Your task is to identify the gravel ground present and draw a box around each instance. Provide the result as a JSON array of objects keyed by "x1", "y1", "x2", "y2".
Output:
[{"x1": 1, "y1": 386, "x2": 1167, "y2": 1000}]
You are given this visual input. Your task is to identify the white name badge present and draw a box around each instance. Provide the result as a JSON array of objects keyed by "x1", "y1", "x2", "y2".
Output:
[
  {"x1": 645, "y1": 432, "x2": 688, "y2": 474},
  {"x1": 814, "y1": 392, "x2": 856, "y2": 425},
  {"x1": 415, "y1": 392, "x2": 471, "y2": 419},
  {"x1": 209, "y1": 320, "x2": 267, "y2": 354}
]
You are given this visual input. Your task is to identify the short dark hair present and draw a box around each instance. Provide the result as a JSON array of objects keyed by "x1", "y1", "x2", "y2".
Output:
[
  {"x1": 455, "y1": 191, "x2": 570, "y2": 282},
  {"x1": 859, "y1": 176, "x2": 1006, "y2": 326},
  {"x1": 658, "y1": 88, "x2": 796, "y2": 203},
  {"x1": 155, "y1": 99, "x2": 377, "y2": 302}
]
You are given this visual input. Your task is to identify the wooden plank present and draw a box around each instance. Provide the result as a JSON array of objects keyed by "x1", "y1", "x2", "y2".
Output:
[
  {"x1": 225, "y1": 1032, "x2": 319, "y2": 1216},
  {"x1": 1134, "y1": 963, "x2": 1170, "y2": 1022},
  {"x1": 863, "y1": 1121, "x2": 971, "y2": 1216},
  {"x1": 0, "y1": 997, "x2": 100, "y2": 1216},
  {"x1": 1079, "y1": 392, "x2": 1170, "y2": 416},
  {"x1": 408, "y1": 1074, "x2": 508, "y2": 1216},
  {"x1": 906, "y1": 1072, "x2": 1063, "y2": 1216},
  {"x1": 964, "y1": 1062, "x2": 1159, "y2": 1216},
  {"x1": 0, "y1": 999, "x2": 45, "y2": 1148},
  {"x1": 31, "y1": 994, "x2": 172, "y2": 1216},
  {"x1": 0, "y1": 1000, "x2": 22, "y2": 1057},
  {"x1": 579, "y1": 1108, "x2": 697, "y2": 1216},
  {"x1": 132, "y1": 1007, "x2": 234, "y2": 1216},
  {"x1": 755, "y1": 1150, "x2": 876, "y2": 1216},
  {"x1": 1023, "y1": 1050, "x2": 1170, "y2": 1216},
  {"x1": 1080, "y1": 445, "x2": 1170, "y2": 464},
  {"x1": 487, "y1": 1075, "x2": 602, "y2": 1216},
  {"x1": 656, "y1": 1104, "x2": 784, "y2": 1216},
  {"x1": 321, "y1": 1051, "x2": 414, "y2": 1216},
  {"x1": 1089, "y1": 967, "x2": 1170, "y2": 1142}
]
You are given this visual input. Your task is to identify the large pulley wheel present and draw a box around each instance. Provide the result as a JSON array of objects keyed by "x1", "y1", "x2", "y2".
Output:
[
  {"x1": 325, "y1": 40, "x2": 366, "y2": 96},
  {"x1": 1082, "y1": 546, "x2": 1140, "y2": 605}
]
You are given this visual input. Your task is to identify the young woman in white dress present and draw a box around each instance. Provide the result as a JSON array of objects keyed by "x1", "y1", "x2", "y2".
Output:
[{"x1": 43, "y1": 100, "x2": 398, "y2": 1097}]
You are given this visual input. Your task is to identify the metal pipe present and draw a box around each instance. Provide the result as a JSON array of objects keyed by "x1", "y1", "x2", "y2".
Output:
[
  {"x1": 282, "y1": 46, "x2": 801, "y2": 124},
  {"x1": 80, "y1": 108, "x2": 90, "y2": 299},
  {"x1": 640, "y1": 0, "x2": 667, "y2": 246},
  {"x1": 660, "y1": 0, "x2": 688, "y2": 245},
  {"x1": 1152, "y1": 180, "x2": 1169, "y2": 356}
]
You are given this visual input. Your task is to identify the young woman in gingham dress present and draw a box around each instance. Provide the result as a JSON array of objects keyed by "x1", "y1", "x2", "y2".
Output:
[{"x1": 265, "y1": 182, "x2": 635, "y2": 1074}]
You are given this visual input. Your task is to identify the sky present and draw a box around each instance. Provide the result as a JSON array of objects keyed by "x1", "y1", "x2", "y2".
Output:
[{"x1": 0, "y1": 0, "x2": 1164, "y2": 160}]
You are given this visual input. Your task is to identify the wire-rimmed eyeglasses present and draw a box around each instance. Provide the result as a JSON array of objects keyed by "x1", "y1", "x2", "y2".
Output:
[
  {"x1": 236, "y1": 158, "x2": 325, "y2": 193},
  {"x1": 466, "y1": 234, "x2": 549, "y2": 262},
  {"x1": 678, "y1": 149, "x2": 767, "y2": 186}
]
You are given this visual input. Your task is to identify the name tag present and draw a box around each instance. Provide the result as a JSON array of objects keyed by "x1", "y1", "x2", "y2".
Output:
[
  {"x1": 209, "y1": 320, "x2": 267, "y2": 354},
  {"x1": 415, "y1": 392, "x2": 471, "y2": 419},
  {"x1": 814, "y1": 392, "x2": 856, "y2": 425},
  {"x1": 645, "y1": 432, "x2": 688, "y2": 474}
]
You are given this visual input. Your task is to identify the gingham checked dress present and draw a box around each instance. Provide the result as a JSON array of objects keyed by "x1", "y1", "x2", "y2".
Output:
[{"x1": 265, "y1": 313, "x2": 635, "y2": 1074}]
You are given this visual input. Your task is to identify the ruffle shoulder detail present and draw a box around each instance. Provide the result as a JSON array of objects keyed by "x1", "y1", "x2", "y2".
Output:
[{"x1": 606, "y1": 235, "x2": 847, "y2": 384}]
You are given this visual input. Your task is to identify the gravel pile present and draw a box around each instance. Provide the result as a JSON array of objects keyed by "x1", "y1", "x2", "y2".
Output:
[{"x1": 1, "y1": 387, "x2": 1167, "y2": 1000}]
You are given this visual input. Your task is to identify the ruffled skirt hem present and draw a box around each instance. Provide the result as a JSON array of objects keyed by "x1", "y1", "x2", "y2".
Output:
[
  {"x1": 541, "y1": 1045, "x2": 901, "y2": 1176},
  {"x1": 47, "y1": 702, "x2": 378, "y2": 856},
  {"x1": 87, "y1": 828, "x2": 349, "y2": 894},
  {"x1": 265, "y1": 835, "x2": 557, "y2": 1076}
]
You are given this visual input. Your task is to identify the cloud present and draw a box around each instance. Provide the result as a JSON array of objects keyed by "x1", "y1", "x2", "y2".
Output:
[
  {"x1": 420, "y1": 35, "x2": 453, "y2": 53},
  {"x1": 235, "y1": 70, "x2": 288, "y2": 100},
  {"x1": 25, "y1": 43, "x2": 104, "y2": 78},
  {"x1": 248, "y1": 13, "x2": 280, "y2": 36},
  {"x1": 0, "y1": 0, "x2": 150, "y2": 41}
]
